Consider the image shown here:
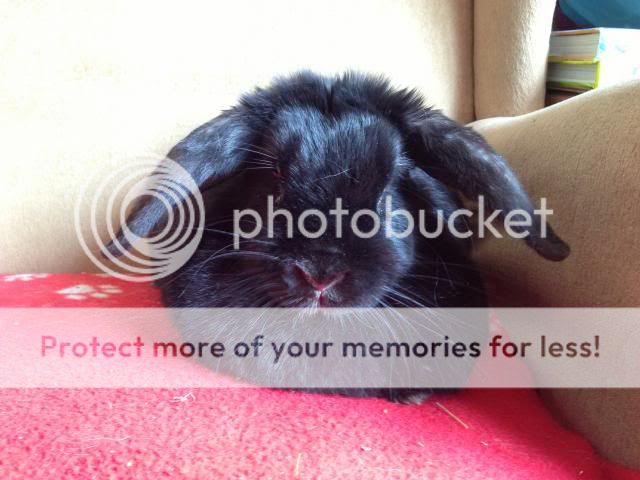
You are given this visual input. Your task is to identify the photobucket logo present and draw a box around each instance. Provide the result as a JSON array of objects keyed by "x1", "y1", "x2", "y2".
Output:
[
  {"x1": 233, "y1": 195, "x2": 553, "y2": 248},
  {"x1": 74, "y1": 155, "x2": 204, "y2": 282}
]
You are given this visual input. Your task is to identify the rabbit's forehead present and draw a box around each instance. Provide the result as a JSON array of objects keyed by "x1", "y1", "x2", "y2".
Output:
[
  {"x1": 264, "y1": 107, "x2": 406, "y2": 207},
  {"x1": 283, "y1": 153, "x2": 399, "y2": 211},
  {"x1": 285, "y1": 137, "x2": 399, "y2": 205},
  {"x1": 273, "y1": 108, "x2": 402, "y2": 181}
]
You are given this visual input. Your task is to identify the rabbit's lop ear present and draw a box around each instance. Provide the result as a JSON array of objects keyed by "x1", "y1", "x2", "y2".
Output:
[
  {"x1": 407, "y1": 109, "x2": 570, "y2": 261},
  {"x1": 106, "y1": 109, "x2": 251, "y2": 255}
]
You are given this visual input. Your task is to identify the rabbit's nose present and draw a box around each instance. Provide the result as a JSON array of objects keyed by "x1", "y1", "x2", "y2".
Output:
[{"x1": 294, "y1": 265, "x2": 347, "y2": 293}]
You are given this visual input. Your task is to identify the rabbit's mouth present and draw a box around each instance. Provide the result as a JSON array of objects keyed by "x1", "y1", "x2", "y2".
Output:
[
  {"x1": 273, "y1": 263, "x2": 373, "y2": 308},
  {"x1": 264, "y1": 278, "x2": 382, "y2": 309},
  {"x1": 265, "y1": 283, "x2": 353, "y2": 308},
  {"x1": 239, "y1": 255, "x2": 388, "y2": 308}
]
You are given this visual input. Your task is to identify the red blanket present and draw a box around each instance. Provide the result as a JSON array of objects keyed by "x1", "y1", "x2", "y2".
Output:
[{"x1": 0, "y1": 274, "x2": 637, "y2": 479}]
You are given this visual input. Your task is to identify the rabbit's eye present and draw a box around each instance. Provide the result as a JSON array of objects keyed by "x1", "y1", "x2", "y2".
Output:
[
  {"x1": 275, "y1": 186, "x2": 284, "y2": 204},
  {"x1": 272, "y1": 164, "x2": 285, "y2": 203},
  {"x1": 274, "y1": 182, "x2": 284, "y2": 205},
  {"x1": 272, "y1": 164, "x2": 284, "y2": 180}
]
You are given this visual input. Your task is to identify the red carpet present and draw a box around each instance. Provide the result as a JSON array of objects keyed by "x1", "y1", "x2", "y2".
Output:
[{"x1": 0, "y1": 273, "x2": 637, "y2": 479}]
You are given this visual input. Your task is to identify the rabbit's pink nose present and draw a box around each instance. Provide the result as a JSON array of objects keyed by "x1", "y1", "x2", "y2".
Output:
[{"x1": 295, "y1": 266, "x2": 347, "y2": 293}]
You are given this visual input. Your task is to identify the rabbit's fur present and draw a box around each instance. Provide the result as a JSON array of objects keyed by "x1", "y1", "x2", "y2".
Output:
[{"x1": 113, "y1": 71, "x2": 569, "y2": 402}]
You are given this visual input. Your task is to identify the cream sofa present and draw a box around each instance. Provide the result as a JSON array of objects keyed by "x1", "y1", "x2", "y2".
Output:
[{"x1": 1, "y1": 0, "x2": 639, "y2": 469}]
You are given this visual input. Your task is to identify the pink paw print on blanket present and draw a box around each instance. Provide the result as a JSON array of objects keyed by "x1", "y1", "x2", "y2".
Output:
[
  {"x1": 56, "y1": 284, "x2": 123, "y2": 300},
  {"x1": 3, "y1": 274, "x2": 49, "y2": 282}
]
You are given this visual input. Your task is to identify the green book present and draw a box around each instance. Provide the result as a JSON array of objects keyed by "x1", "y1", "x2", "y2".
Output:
[{"x1": 547, "y1": 28, "x2": 640, "y2": 90}]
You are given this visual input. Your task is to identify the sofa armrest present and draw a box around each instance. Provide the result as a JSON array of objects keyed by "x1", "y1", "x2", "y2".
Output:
[
  {"x1": 471, "y1": 80, "x2": 640, "y2": 308},
  {"x1": 471, "y1": 80, "x2": 640, "y2": 469}
]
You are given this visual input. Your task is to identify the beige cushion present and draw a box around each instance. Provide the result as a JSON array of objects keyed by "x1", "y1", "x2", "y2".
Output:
[{"x1": 474, "y1": 0, "x2": 556, "y2": 118}]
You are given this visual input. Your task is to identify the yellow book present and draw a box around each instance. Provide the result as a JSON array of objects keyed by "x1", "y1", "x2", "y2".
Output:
[
  {"x1": 547, "y1": 59, "x2": 601, "y2": 90},
  {"x1": 547, "y1": 28, "x2": 640, "y2": 90}
]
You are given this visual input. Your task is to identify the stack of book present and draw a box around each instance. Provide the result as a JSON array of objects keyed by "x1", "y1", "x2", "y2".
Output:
[{"x1": 546, "y1": 28, "x2": 640, "y2": 105}]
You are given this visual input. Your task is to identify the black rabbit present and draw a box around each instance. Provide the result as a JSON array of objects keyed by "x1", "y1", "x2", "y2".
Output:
[{"x1": 111, "y1": 71, "x2": 569, "y2": 402}]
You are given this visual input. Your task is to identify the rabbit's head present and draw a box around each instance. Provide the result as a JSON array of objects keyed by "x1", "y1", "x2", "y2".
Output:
[{"x1": 110, "y1": 72, "x2": 569, "y2": 308}]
